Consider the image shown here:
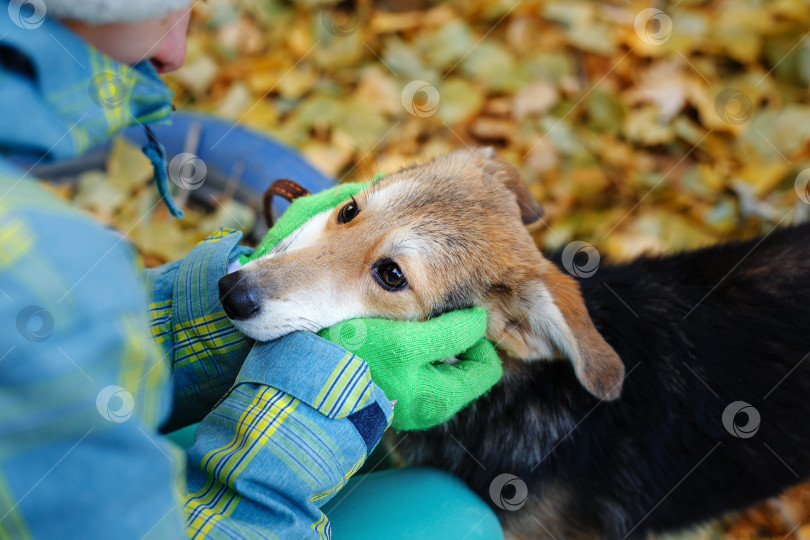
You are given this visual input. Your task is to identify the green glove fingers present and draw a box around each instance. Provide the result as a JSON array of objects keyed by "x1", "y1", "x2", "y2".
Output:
[
  {"x1": 240, "y1": 180, "x2": 371, "y2": 265},
  {"x1": 320, "y1": 307, "x2": 488, "y2": 365},
  {"x1": 398, "y1": 338, "x2": 502, "y2": 430},
  {"x1": 402, "y1": 308, "x2": 489, "y2": 364},
  {"x1": 427, "y1": 338, "x2": 503, "y2": 402},
  {"x1": 318, "y1": 309, "x2": 503, "y2": 431}
]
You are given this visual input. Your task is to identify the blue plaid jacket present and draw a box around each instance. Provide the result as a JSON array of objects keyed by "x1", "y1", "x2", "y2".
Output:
[{"x1": 0, "y1": 7, "x2": 391, "y2": 539}]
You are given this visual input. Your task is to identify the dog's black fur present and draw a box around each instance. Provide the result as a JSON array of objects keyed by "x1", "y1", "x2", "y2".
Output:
[{"x1": 393, "y1": 222, "x2": 810, "y2": 539}]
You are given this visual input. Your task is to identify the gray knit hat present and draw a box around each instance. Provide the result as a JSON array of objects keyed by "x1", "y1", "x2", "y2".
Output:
[{"x1": 43, "y1": 0, "x2": 193, "y2": 25}]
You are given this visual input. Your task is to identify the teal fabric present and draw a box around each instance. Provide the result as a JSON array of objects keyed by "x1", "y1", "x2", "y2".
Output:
[
  {"x1": 324, "y1": 468, "x2": 504, "y2": 540},
  {"x1": 165, "y1": 422, "x2": 198, "y2": 449}
]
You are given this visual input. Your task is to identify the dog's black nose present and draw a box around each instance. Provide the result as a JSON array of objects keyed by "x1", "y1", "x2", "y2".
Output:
[{"x1": 218, "y1": 272, "x2": 260, "y2": 320}]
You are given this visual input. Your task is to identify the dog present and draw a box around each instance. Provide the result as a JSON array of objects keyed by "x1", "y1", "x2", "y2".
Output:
[{"x1": 219, "y1": 147, "x2": 810, "y2": 539}]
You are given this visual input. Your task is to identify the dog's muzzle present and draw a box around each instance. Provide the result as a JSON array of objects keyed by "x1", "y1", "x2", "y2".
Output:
[{"x1": 218, "y1": 271, "x2": 260, "y2": 320}]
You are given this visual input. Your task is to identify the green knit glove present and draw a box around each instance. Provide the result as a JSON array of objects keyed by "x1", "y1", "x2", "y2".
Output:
[
  {"x1": 318, "y1": 308, "x2": 502, "y2": 431},
  {"x1": 239, "y1": 180, "x2": 372, "y2": 265},
  {"x1": 243, "y1": 178, "x2": 503, "y2": 430}
]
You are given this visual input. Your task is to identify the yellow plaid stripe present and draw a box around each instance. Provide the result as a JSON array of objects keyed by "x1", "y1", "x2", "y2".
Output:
[
  {"x1": 186, "y1": 487, "x2": 243, "y2": 540},
  {"x1": 148, "y1": 299, "x2": 172, "y2": 314},
  {"x1": 148, "y1": 299, "x2": 172, "y2": 346},
  {"x1": 0, "y1": 217, "x2": 34, "y2": 268},
  {"x1": 88, "y1": 50, "x2": 137, "y2": 136},
  {"x1": 313, "y1": 353, "x2": 373, "y2": 418},
  {"x1": 309, "y1": 453, "x2": 366, "y2": 503},
  {"x1": 205, "y1": 389, "x2": 297, "y2": 480},
  {"x1": 186, "y1": 388, "x2": 298, "y2": 537},
  {"x1": 202, "y1": 228, "x2": 238, "y2": 243},
  {"x1": 118, "y1": 314, "x2": 170, "y2": 427},
  {"x1": 173, "y1": 313, "x2": 245, "y2": 369},
  {"x1": 174, "y1": 315, "x2": 225, "y2": 349},
  {"x1": 311, "y1": 512, "x2": 330, "y2": 540},
  {"x1": 0, "y1": 470, "x2": 32, "y2": 540}
]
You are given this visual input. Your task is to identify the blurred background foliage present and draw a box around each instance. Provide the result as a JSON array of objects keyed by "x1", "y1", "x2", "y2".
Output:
[
  {"x1": 55, "y1": 0, "x2": 810, "y2": 537},
  {"x1": 164, "y1": 0, "x2": 810, "y2": 264}
]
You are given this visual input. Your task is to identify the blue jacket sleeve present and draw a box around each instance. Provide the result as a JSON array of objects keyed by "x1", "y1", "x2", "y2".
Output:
[
  {"x1": 146, "y1": 230, "x2": 394, "y2": 538},
  {"x1": 144, "y1": 228, "x2": 254, "y2": 431},
  {"x1": 0, "y1": 176, "x2": 391, "y2": 540},
  {"x1": 0, "y1": 175, "x2": 186, "y2": 539},
  {"x1": 184, "y1": 333, "x2": 393, "y2": 539}
]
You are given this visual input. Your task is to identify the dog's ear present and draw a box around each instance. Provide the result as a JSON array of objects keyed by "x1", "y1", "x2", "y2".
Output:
[
  {"x1": 471, "y1": 147, "x2": 545, "y2": 229},
  {"x1": 485, "y1": 266, "x2": 625, "y2": 401}
]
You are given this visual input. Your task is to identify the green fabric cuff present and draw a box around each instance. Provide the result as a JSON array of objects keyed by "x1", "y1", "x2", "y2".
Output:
[{"x1": 240, "y1": 178, "x2": 381, "y2": 265}]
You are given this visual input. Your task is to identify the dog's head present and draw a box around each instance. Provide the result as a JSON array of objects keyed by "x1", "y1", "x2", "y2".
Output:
[{"x1": 220, "y1": 147, "x2": 624, "y2": 400}]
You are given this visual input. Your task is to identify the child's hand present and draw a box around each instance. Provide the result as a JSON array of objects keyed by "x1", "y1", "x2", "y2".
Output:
[{"x1": 319, "y1": 308, "x2": 502, "y2": 431}]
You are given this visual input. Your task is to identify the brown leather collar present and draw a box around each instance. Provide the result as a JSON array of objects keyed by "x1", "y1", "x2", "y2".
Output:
[{"x1": 262, "y1": 178, "x2": 311, "y2": 227}]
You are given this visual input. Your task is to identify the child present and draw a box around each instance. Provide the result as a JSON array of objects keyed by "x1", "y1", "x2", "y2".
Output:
[{"x1": 0, "y1": 1, "x2": 502, "y2": 538}]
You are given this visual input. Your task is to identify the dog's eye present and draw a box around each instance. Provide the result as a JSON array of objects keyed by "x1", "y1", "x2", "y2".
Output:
[
  {"x1": 337, "y1": 198, "x2": 360, "y2": 224},
  {"x1": 374, "y1": 261, "x2": 407, "y2": 291}
]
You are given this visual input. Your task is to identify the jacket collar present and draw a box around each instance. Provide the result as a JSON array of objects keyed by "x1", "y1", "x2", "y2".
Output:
[
  {"x1": 0, "y1": 10, "x2": 174, "y2": 160},
  {"x1": 0, "y1": 2, "x2": 179, "y2": 213}
]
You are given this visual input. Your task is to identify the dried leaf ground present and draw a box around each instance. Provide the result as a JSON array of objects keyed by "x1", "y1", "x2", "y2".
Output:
[{"x1": 51, "y1": 0, "x2": 810, "y2": 537}]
